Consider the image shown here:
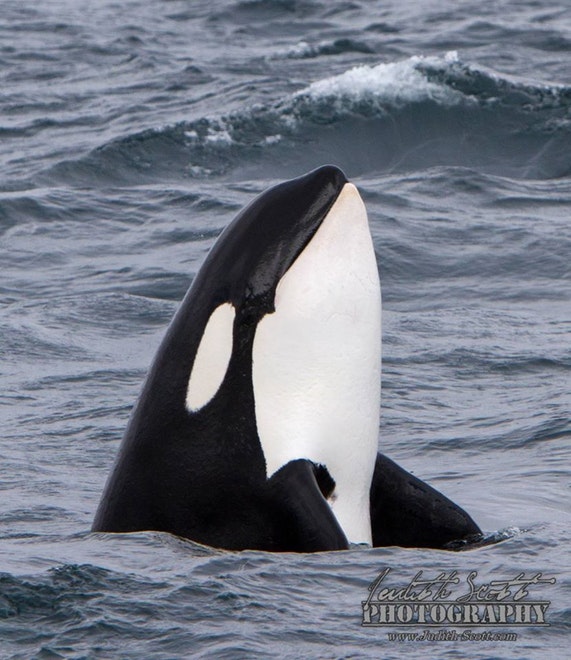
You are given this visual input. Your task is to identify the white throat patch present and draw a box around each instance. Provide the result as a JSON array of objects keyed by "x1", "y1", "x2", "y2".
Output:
[{"x1": 252, "y1": 183, "x2": 381, "y2": 545}]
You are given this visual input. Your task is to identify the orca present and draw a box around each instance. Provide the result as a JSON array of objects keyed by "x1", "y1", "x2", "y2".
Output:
[{"x1": 93, "y1": 165, "x2": 481, "y2": 552}]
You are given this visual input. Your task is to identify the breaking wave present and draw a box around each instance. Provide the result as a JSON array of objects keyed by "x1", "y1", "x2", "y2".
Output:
[{"x1": 43, "y1": 52, "x2": 571, "y2": 186}]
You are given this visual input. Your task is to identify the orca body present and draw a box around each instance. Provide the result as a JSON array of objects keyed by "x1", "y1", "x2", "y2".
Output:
[{"x1": 93, "y1": 166, "x2": 481, "y2": 551}]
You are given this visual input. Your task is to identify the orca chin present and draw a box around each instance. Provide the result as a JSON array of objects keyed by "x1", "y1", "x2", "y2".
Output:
[{"x1": 93, "y1": 165, "x2": 482, "y2": 552}]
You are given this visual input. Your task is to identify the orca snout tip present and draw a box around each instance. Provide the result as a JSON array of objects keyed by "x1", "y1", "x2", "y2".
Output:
[
  {"x1": 304, "y1": 164, "x2": 348, "y2": 191},
  {"x1": 336, "y1": 182, "x2": 367, "y2": 219},
  {"x1": 341, "y1": 181, "x2": 361, "y2": 199}
]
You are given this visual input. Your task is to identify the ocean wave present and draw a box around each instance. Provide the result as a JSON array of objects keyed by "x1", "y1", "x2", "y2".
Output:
[
  {"x1": 43, "y1": 53, "x2": 571, "y2": 185},
  {"x1": 294, "y1": 51, "x2": 466, "y2": 109},
  {"x1": 271, "y1": 38, "x2": 375, "y2": 60},
  {"x1": 0, "y1": 564, "x2": 131, "y2": 619}
]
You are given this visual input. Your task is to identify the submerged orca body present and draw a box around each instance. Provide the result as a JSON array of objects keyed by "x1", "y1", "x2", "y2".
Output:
[{"x1": 93, "y1": 166, "x2": 481, "y2": 551}]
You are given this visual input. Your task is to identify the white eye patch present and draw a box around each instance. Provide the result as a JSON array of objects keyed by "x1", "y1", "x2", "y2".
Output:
[{"x1": 185, "y1": 302, "x2": 235, "y2": 412}]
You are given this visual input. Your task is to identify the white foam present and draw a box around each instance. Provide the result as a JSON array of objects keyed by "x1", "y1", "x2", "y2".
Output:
[
  {"x1": 296, "y1": 52, "x2": 464, "y2": 107},
  {"x1": 205, "y1": 127, "x2": 233, "y2": 144},
  {"x1": 278, "y1": 41, "x2": 313, "y2": 59}
]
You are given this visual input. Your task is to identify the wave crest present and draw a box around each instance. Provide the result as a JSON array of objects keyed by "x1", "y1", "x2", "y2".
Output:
[
  {"x1": 43, "y1": 53, "x2": 571, "y2": 185},
  {"x1": 295, "y1": 51, "x2": 466, "y2": 109}
]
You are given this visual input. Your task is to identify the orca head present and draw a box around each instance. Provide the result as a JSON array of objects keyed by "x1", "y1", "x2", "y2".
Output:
[
  {"x1": 115, "y1": 165, "x2": 381, "y2": 548},
  {"x1": 95, "y1": 167, "x2": 482, "y2": 552}
]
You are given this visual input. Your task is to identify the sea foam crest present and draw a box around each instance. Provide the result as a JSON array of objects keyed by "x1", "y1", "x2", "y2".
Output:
[
  {"x1": 270, "y1": 38, "x2": 374, "y2": 60},
  {"x1": 296, "y1": 51, "x2": 465, "y2": 108}
]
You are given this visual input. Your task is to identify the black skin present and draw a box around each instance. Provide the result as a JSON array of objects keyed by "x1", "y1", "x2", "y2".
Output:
[
  {"x1": 370, "y1": 453, "x2": 482, "y2": 550},
  {"x1": 92, "y1": 165, "x2": 482, "y2": 552}
]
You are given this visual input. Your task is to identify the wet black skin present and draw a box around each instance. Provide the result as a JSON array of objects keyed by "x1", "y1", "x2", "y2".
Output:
[
  {"x1": 370, "y1": 454, "x2": 482, "y2": 549},
  {"x1": 93, "y1": 165, "x2": 482, "y2": 551}
]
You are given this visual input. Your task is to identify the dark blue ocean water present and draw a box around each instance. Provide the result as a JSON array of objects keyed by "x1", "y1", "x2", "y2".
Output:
[{"x1": 1, "y1": 1, "x2": 570, "y2": 658}]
